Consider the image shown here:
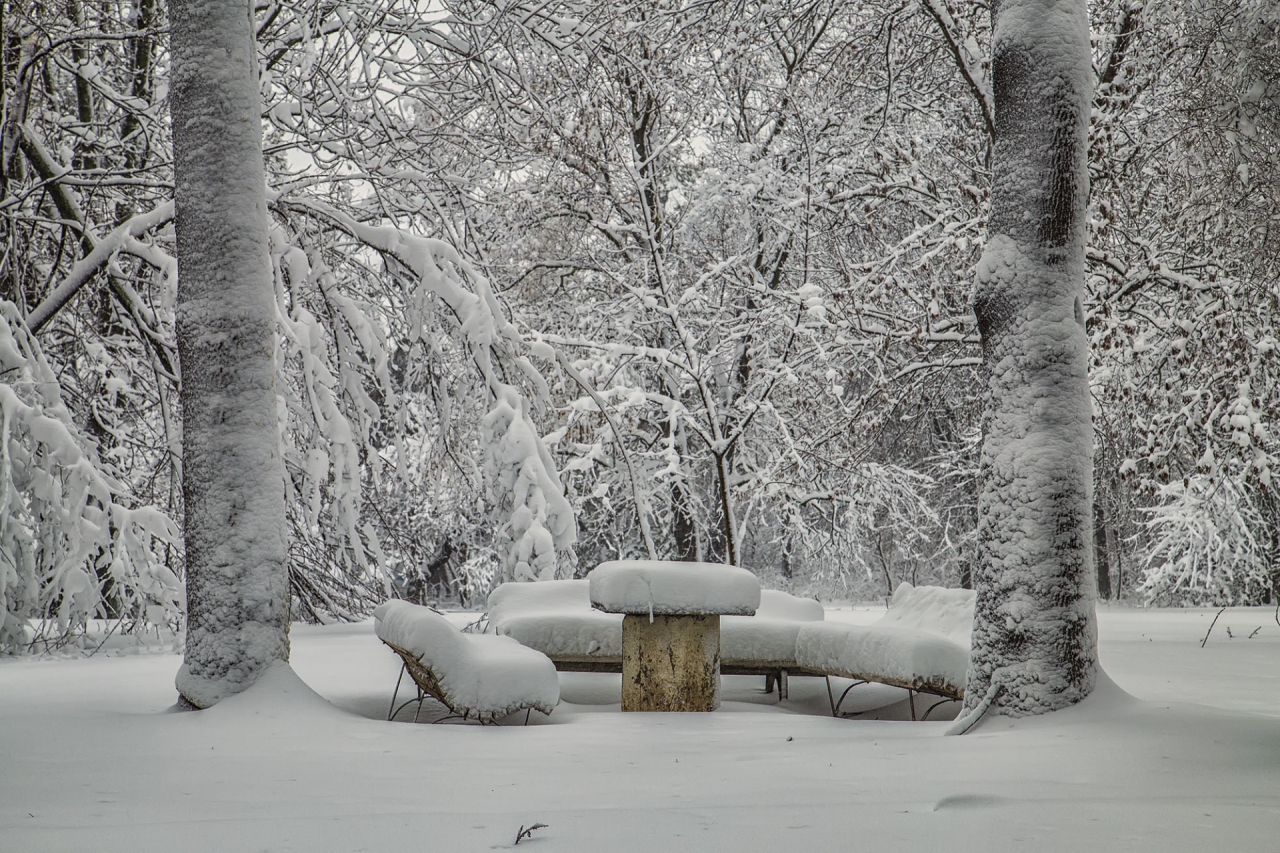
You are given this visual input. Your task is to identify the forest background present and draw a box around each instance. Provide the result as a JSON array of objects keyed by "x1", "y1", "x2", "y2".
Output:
[{"x1": 1, "y1": 0, "x2": 1276, "y2": 654}]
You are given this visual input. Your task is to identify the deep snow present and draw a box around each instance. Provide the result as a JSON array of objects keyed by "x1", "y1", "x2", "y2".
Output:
[{"x1": 1, "y1": 604, "x2": 1277, "y2": 852}]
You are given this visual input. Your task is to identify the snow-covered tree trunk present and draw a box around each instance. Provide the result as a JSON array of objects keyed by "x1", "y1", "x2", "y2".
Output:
[
  {"x1": 171, "y1": 0, "x2": 289, "y2": 707},
  {"x1": 963, "y1": 0, "x2": 1099, "y2": 716}
]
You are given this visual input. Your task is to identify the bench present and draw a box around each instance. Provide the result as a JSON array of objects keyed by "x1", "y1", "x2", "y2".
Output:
[
  {"x1": 374, "y1": 599, "x2": 560, "y2": 723},
  {"x1": 485, "y1": 578, "x2": 827, "y2": 697},
  {"x1": 486, "y1": 576, "x2": 974, "y2": 716},
  {"x1": 795, "y1": 583, "x2": 975, "y2": 716}
]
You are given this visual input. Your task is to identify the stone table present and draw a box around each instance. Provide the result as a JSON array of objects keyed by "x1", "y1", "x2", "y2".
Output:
[{"x1": 588, "y1": 561, "x2": 761, "y2": 712}]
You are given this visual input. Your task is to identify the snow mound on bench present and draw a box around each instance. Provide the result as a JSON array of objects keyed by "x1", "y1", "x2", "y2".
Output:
[
  {"x1": 794, "y1": 584, "x2": 975, "y2": 698},
  {"x1": 374, "y1": 600, "x2": 560, "y2": 717},
  {"x1": 755, "y1": 589, "x2": 825, "y2": 621},
  {"x1": 722, "y1": 590, "x2": 825, "y2": 662},
  {"x1": 721, "y1": 619, "x2": 803, "y2": 663},
  {"x1": 589, "y1": 561, "x2": 761, "y2": 615},
  {"x1": 486, "y1": 582, "x2": 820, "y2": 663},
  {"x1": 795, "y1": 623, "x2": 970, "y2": 697},
  {"x1": 877, "y1": 582, "x2": 975, "y2": 644},
  {"x1": 487, "y1": 579, "x2": 622, "y2": 658}
]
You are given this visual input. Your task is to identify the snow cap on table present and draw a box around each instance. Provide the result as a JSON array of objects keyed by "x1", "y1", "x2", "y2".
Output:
[{"x1": 588, "y1": 561, "x2": 761, "y2": 615}]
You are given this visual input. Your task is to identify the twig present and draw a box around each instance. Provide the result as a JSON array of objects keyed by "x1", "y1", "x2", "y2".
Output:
[
  {"x1": 1201, "y1": 606, "x2": 1227, "y2": 648},
  {"x1": 514, "y1": 823, "x2": 548, "y2": 845}
]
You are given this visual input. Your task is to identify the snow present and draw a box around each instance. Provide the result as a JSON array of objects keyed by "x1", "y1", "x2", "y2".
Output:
[
  {"x1": 1, "y1": 605, "x2": 1277, "y2": 852},
  {"x1": 588, "y1": 560, "x2": 761, "y2": 615},
  {"x1": 373, "y1": 600, "x2": 559, "y2": 718},
  {"x1": 720, "y1": 618, "x2": 810, "y2": 663},
  {"x1": 796, "y1": 623, "x2": 970, "y2": 696},
  {"x1": 753, "y1": 588, "x2": 827, "y2": 622}
]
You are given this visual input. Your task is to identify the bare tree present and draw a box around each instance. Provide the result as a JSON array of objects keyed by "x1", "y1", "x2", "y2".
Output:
[
  {"x1": 171, "y1": 0, "x2": 289, "y2": 707},
  {"x1": 963, "y1": 0, "x2": 1099, "y2": 716}
]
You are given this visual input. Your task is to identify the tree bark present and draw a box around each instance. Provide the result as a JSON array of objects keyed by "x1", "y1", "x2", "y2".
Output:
[
  {"x1": 1094, "y1": 502, "x2": 1112, "y2": 600},
  {"x1": 171, "y1": 0, "x2": 289, "y2": 708},
  {"x1": 963, "y1": 0, "x2": 1099, "y2": 717}
]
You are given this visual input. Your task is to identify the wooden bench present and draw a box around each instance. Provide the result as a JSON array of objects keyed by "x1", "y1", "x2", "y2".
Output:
[
  {"x1": 485, "y1": 578, "x2": 826, "y2": 698},
  {"x1": 795, "y1": 583, "x2": 975, "y2": 717},
  {"x1": 486, "y1": 576, "x2": 974, "y2": 717},
  {"x1": 374, "y1": 600, "x2": 560, "y2": 724}
]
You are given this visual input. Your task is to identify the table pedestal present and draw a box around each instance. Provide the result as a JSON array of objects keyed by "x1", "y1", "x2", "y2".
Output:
[{"x1": 621, "y1": 614, "x2": 720, "y2": 712}]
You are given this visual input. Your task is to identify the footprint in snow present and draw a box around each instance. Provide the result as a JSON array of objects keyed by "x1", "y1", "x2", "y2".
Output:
[{"x1": 932, "y1": 794, "x2": 1008, "y2": 811}]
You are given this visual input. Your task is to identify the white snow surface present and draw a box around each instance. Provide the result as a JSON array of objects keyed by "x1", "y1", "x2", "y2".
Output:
[
  {"x1": 588, "y1": 560, "x2": 761, "y2": 615},
  {"x1": 373, "y1": 600, "x2": 559, "y2": 717},
  {"x1": 795, "y1": 622, "x2": 970, "y2": 695},
  {"x1": 753, "y1": 588, "x2": 827, "y2": 622},
  {"x1": 2, "y1": 605, "x2": 1279, "y2": 852}
]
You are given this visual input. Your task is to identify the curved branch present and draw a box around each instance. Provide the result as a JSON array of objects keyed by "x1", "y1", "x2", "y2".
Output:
[{"x1": 920, "y1": 0, "x2": 995, "y2": 142}]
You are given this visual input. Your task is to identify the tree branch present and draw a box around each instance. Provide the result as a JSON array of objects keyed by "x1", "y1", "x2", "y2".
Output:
[{"x1": 920, "y1": 0, "x2": 995, "y2": 142}]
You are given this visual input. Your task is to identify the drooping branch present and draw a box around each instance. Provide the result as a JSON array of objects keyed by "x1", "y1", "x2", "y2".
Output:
[
  {"x1": 25, "y1": 200, "x2": 175, "y2": 335},
  {"x1": 920, "y1": 0, "x2": 995, "y2": 142},
  {"x1": 18, "y1": 126, "x2": 177, "y2": 379}
]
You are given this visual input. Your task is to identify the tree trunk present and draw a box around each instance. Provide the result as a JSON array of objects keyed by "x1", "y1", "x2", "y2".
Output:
[
  {"x1": 171, "y1": 0, "x2": 289, "y2": 708},
  {"x1": 1094, "y1": 502, "x2": 1112, "y2": 600},
  {"x1": 963, "y1": 0, "x2": 1099, "y2": 717},
  {"x1": 671, "y1": 480, "x2": 699, "y2": 562}
]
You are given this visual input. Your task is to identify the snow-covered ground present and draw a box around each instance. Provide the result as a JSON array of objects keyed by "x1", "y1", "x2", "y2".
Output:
[{"x1": 2, "y1": 604, "x2": 1277, "y2": 852}]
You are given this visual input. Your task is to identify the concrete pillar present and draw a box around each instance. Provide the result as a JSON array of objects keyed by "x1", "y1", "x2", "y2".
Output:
[{"x1": 621, "y1": 614, "x2": 720, "y2": 712}]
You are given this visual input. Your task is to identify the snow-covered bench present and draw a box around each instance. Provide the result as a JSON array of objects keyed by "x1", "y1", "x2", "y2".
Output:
[
  {"x1": 484, "y1": 575, "x2": 975, "y2": 716},
  {"x1": 374, "y1": 600, "x2": 560, "y2": 723},
  {"x1": 485, "y1": 577, "x2": 825, "y2": 695},
  {"x1": 794, "y1": 582, "x2": 976, "y2": 713}
]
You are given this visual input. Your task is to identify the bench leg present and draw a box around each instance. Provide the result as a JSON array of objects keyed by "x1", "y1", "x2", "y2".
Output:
[
  {"x1": 387, "y1": 663, "x2": 408, "y2": 721},
  {"x1": 921, "y1": 697, "x2": 958, "y2": 721},
  {"x1": 764, "y1": 670, "x2": 790, "y2": 699},
  {"x1": 826, "y1": 677, "x2": 869, "y2": 717}
]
